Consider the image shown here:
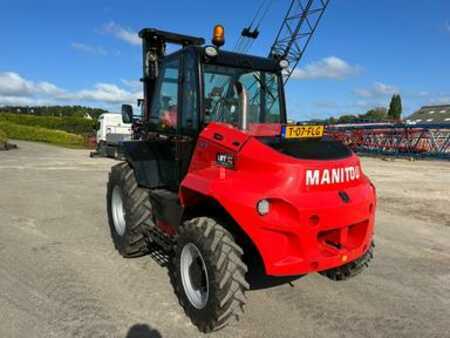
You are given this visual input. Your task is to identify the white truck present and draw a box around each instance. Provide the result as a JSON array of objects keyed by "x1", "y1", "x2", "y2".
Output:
[{"x1": 91, "y1": 106, "x2": 133, "y2": 159}]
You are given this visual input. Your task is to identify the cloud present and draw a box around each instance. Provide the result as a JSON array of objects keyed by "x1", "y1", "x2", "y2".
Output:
[
  {"x1": 0, "y1": 72, "x2": 34, "y2": 97},
  {"x1": 416, "y1": 91, "x2": 430, "y2": 97},
  {"x1": 314, "y1": 98, "x2": 389, "y2": 113},
  {"x1": 446, "y1": 21, "x2": 450, "y2": 33},
  {"x1": 354, "y1": 82, "x2": 399, "y2": 98},
  {"x1": 0, "y1": 71, "x2": 139, "y2": 108},
  {"x1": 66, "y1": 83, "x2": 138, "y2": 103},
  {"x1": 102, "y1": 21, "x2": 140, "y2": 46},
  {"x1": 0, "y1": 72, "x2": 64, "y2": 98},
  {"x1": 313, "y1": 101, "x2": 341, "y2": 109},
  {"x1": 0, "y1": 96, "x2": 50, "y2": 106},
  {"x1": 71, "y1": 42, "x2": 108, "y2": 55},
  {"x1": 428, "y1": 95, "x2": 450, "y2": 105},
  {"x1": 121, "y1": 79, "x2": 142, "y2": 90},
  {"x1": 291, "y1": 57, "x2": 361, "y2": 80}
]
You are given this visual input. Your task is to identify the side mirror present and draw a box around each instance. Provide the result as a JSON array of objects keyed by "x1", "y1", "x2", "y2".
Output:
[{"x1": 121, "y1": 104, "x2": 133, "y2": 124}]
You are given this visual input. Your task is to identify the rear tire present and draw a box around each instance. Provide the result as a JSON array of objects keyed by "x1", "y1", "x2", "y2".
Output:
[
  {"x1": 169, "y1": 217, "x2": 249, "y2": 333},
  {"x1": 107, "y1": 162, "x2": 153, "y2": 257},
  {"x1": 320, "y1": 241, "x2": 375, "y2": 281}
]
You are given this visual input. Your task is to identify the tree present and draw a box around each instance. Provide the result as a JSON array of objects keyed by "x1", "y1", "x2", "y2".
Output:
[
  {"x1": 337, "y1": 114, "x2": 358, "y2": 124},
  {"x1": 327, "y1": 116, "x2": 337, "y2": 125},
  {"x1": 362, "y1": 107, "x2": 387, "y2": 122},
  {"x1": 388, "y1": 94, "x2": 402, "y2": 120}
]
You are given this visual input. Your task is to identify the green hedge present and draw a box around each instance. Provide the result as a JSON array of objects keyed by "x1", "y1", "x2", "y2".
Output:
[
  {"x1": 0, "y1": 129, "x2": 7, "y2": 144},
  {"x1": 0, "y1": 113, "x2": 96, "y2": 135},
  {"x1": 0, "y1": 121, "x2": 85, "y2": 148}
]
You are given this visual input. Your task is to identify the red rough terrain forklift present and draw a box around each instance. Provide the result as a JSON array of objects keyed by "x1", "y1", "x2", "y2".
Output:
[{"x1": 106, "y1": 25, "x2": 376, "y2": 332}]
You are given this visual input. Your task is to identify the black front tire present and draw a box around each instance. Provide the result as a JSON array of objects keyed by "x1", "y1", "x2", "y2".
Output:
[
  {"x1": 107, "y1": 162, "x2": 153, "y2": 258},
  {"x1": 320, "y1": 241, "x2": 375, "y2": 281},
  {"x1": 169, "y1": 217, "x2": 249, "y2": 333}
]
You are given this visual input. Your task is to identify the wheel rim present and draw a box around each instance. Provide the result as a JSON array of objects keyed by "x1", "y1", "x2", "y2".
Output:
[
  {"x1": 111, "y1": 186, "x2": 126, "y2": 236},
  {"x1": 180, "y1": 243, "x2": 209, "y2": 309}
]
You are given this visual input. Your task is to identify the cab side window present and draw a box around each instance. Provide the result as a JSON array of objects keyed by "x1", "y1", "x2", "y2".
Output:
[
  {"x1": 181, "y1": 54, "x2": 199, "y2": 132},
  {"x1": 150, "y1": 58, "x2": 180, "y2": 130}
]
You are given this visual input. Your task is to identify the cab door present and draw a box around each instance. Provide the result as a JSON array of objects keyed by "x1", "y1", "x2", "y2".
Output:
[
  {"x1": 146, "y1": 54, "x2": 181, "y2": 191},
  {"x1": 142, "y1": 50, "x2": 200, "y2": 191},
  {"x1": 177, "y1": 50, "x2": 200, "y2": 181}
]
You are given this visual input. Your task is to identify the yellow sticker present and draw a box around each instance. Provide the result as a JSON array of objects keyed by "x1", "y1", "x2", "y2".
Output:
[{"x1": 283, "y1": 125, "x2": 324, "y2": 138}]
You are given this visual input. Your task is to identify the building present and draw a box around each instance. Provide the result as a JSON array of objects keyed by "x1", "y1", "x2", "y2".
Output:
[{"x1": 406, "y1": 105, "x2": 450, "y2": 125}]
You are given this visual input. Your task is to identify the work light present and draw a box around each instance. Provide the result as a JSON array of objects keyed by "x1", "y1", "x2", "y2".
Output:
[
  {"x1": 279, "y1": 59, "x2": 289, "y2": 69},
  {"x1": 257, "y1": 200, "x2": 270, "y2": 216},
  {"x1": 204, "y1": 46, "x2": 218, "y2": 58}
]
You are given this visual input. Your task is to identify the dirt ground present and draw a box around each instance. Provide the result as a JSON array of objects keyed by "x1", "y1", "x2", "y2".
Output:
[{"x1": 0, "y1": 141, "x2": 449, "y2": 338}]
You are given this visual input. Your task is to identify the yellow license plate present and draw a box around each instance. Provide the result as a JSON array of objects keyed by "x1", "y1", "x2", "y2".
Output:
[{"x1": 283, "y1": 125, "x2": 324, "y2": 139}]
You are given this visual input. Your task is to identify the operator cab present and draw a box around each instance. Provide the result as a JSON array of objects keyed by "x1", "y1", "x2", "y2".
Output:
[
  {"x1": 128, "y1": 26, "x2": 351, "y2": 192},
  {"x1": 142, "y1": 40, "x2": 287, "y2": 138},
  {"x1": 135, "y1": 27, "x2": 288, "y2": 190}
]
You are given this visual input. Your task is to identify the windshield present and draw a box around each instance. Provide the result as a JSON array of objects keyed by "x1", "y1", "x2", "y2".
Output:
[{"x1": 203, "y1": 64, "x2": 283, "y2": 129}]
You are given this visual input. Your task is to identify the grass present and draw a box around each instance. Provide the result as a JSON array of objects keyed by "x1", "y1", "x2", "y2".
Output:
[
  {"x1": 0, "y1": 112, "x2": 95, "y2": 135},
  {"x1": 0, "y1": 128, "x2": 7, "y2": 144},
  {"x1": 0, "y1": 121, "x2": 86, "y2": 148}
]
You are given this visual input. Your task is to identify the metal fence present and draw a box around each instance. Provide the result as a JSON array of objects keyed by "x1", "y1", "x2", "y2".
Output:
[{"x1": 327, "y1": 123, "x2": 450, "y2": 160}]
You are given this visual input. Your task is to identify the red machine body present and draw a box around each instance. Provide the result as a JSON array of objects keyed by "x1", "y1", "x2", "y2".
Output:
[
  {"x1": 109, "y1": 19, "x2": 377, "y2": 332},
  {"x1": 180, "y1": 122, "x2": 376, "y2": 276}
]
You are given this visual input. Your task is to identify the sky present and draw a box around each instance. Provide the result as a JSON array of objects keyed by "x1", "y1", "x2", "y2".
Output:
[{"x1": 0, "y1": 0, "x2": 449, "y2": 121}]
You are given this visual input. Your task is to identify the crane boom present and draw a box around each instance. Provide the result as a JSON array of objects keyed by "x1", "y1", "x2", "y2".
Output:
[{"x1": 269, "y1": 0, "x2": 331, "y2": 84}]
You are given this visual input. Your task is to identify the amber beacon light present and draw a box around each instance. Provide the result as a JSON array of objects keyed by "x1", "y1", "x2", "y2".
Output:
[{"x1": 212, "y1": 24, "x2": 225, "y2": 47}]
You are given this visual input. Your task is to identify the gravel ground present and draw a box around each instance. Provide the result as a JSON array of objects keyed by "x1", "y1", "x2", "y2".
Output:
[{"x1": 0, "y1": 141, "x2": 449, "y2": 338}]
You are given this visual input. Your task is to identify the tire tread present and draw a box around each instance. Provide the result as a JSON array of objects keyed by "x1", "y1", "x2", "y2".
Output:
[
  {"x1": 107, "y1": 162, "x2": 153, "y2": 258},
  {"x1": 169, "y1": 217, "x2": 248, "y2": 333}
]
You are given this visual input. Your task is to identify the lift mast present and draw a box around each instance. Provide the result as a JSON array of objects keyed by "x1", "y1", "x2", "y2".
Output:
[{"x1": 269, "y1": 0, "x2": 331, "y2": 84}]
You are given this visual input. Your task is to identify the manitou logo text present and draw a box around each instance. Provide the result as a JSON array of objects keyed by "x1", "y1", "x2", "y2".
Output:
[{"x1": 305, "y1": 166, "x2": 360, "y2": 186}]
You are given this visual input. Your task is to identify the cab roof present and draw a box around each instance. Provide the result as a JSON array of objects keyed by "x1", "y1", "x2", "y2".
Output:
[{"x1": 168, "y1": 46, "x2": 282, "y2": 73}]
